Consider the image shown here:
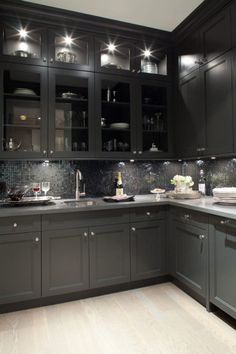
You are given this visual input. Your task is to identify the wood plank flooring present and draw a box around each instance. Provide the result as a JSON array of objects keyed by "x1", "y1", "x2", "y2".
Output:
[{"x1": 0, "y1": 283, "x2": 236, "y2": 354}]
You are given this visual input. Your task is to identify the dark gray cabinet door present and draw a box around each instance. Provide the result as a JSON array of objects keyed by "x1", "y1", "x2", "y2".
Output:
[
  {"x1": 173, "y1": 221, "x2": 207, "y2": 298},
  {"x1": 203, "y1": 52, "x2": 233, "y2": 155},
  {"x1": 178, "y1": 31, "x2": 201, "y2": 78},
  {"x1": 177, "y1": 70, "x2": 205, "y2": 157},
  {"x1": 209, "y1": 217, "x2": 236, "y2": 320},
  {"x1": 0, "y1": 232, "x2": 41, "y2": 304},
  {"x1": 42, "y1": 228, "x2": 89, "y2": 296},
  {"x1": 131, "y1": 220, "x2": 166, "y2": 281},
  {"x1": 200, "y1": 7, "x2": 231, "y2": 64},
  {"x1": 90, "y1": 224, "x2": 130, "y2": 288}
]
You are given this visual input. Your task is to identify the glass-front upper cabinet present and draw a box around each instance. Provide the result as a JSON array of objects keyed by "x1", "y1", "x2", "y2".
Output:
[
  {"x1": 136, "y1": 80, "x2": 170, "y2": 158},
  {"x1": 95, "y1": 36, "x2": 136, "y2": 74},
  {"x1": 48, "y1": 69, "x2": 94, "y2": 158},
  {"x1": 135, "y1": 41, "x2": 169, "y2": 78},
  {"x1": 48, "y1": 29, "x2": 94, "y2": 71},
  {"x1": 0, "y1": 21, "x2": 47, "y2": 66},
  {"x1": 95, "y1": 74, "x2": 136, "y2": 158},
  {"x1": 0, "y1": 63, "x2": 48, "y2": 158}
]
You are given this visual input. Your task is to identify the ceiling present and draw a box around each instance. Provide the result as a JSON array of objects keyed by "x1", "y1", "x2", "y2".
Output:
[{"x1": 23, "y1": 0, "x2": 204, "y2": 32}]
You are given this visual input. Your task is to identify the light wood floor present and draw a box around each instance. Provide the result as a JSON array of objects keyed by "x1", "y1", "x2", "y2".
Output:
[{"x1": 0, "y1": 283, "x2": 236, "y2": 354}]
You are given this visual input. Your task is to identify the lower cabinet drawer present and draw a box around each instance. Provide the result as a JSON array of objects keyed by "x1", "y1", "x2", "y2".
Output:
[
  {"x1": 130, "y1": 207, "x2": 165, "y2": 222},
  {"x1": 0, "y1": 216, "x2": 41, "y2": 235},
  {"x1": 171, "y1": 207, "x2": 208, "y2": 230}
]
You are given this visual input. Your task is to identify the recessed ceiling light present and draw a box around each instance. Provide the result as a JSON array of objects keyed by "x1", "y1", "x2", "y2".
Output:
[
  {"x1": 143, "y1": 49, "x2": 151, "y2": 58},
  {"x1": 18, "y1": 28, "x2": 28, "y2": 38},
  {"x1": 64, "y1": 36, "x2": 73, "y2": 45},
  {"x1": 108, "y1": 43, "x2": 116, "y2": 52}
]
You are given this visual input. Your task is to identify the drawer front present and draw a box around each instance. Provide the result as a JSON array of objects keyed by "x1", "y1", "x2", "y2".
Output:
[
  {"x1": 0, "y1": 216, "x2": 41, "y2": 235},
  {"x1": 42, "y1": 210, "x2": 130, "y2": 231},
  {"x1": 130, "y1": 207, "x2": 165, "y2": 222},
  {"x1": 171, "y1": 207, "x2": 208, "y2": 230}
]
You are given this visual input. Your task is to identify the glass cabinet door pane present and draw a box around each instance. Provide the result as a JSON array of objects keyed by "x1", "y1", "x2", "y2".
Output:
[
  {"x1": 3, "y1": 69, "x2": 42, "y2": 153},
  {"x1": 101, "y1": 80, "x2": 131, "y2": 153},
  {"x1": 100, "y1": 41, "x2": 130, "y2": 71},
  {"x1": 138, "y1": 44, "x2": 168, "y2": 76},
  {"x1": 141, "y1": 85, "x2": 168, "y2": 153},
  {"x1": 54, "y1": 75, "x2": 89, "y2": 152},
  {"x1": 54, "y1": 34, "x2": 89, "y2": 65},
  {"x1": 3, "y1": 24, "x2": 42, "y2": 60}
]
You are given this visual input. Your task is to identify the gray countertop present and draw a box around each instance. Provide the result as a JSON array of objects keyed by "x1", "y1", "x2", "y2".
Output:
[{"x1": 0, "y1": 195, "x2": 236, "y2": 220}]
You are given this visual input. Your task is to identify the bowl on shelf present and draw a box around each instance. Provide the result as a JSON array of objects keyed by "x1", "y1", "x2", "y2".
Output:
[
  {"x1": 13, "y1": 88, "x2": 37, "y2": 96},
  {"x1": 110, "y1": 123, "x2": 129, "y2": 129}
]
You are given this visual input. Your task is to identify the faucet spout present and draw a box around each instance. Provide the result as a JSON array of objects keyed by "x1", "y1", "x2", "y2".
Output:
[{"x1": 75, "y1": 169, "x2": 85, "y2": 200}]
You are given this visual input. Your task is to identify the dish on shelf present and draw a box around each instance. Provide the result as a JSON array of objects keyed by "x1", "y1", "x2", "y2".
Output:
[
  {"x1": 14, "y1": 50, "x2": 32, "y2": 58},
  {"x1": 110, "y1": 123, "x2": 129, "y2": 129},
  {"x1": 56, "y1": 51, "x2": 77, "y2": 63},
  {"x1": 142, "y1": 61, "x2": 158, "y2": 74},
  {"x1": 213, "y1": 197, "x2": 236, "y2": 205},
  {"x1": 102, "y1": 63, "x2": 123, "y2": 70},
  {"x1": 213, "y1": 187, "x2": 236, "y2": 198},
  {"x1": 13, "y1": 88, "x2": 37, "y2": 96},
  {"x1": 61, "y1": 92, "x2": 79, "y2": 98},
  {"x1": 150, "y1": 188, "x2": 166, "y2": 194}
]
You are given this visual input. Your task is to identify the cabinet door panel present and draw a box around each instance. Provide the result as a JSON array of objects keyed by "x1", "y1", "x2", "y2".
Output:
[
  {"x1": 173, "y1": 221, "x2": 207, "y2": 298},
  {"x1": 42, "y1": 228, "x2": 89, "y2": 296},
  {"x1": 201, "y1": 7, "x2": 231, "y2": 63},
  {"x1": 131, "y1": 220, "x2": 166, "y2": 281},
  {"x1": 90, "y1": 224, "x2": 130, "y2": 288},
  {"x1": 209, "y1": 217, "x2": 236, "y2": 319},
  {"x1": 178, "y1": 31, "x2": 201, "y2": 78},
  {"x1": 203, "y1": 53, "x2": 233, "y2": 155},
  {"x1": 0, "y1": 232, "x2": 41, "y2": 304},
  {"x1": 177, "y1": 70, "x2": 205, "y2": 156}
]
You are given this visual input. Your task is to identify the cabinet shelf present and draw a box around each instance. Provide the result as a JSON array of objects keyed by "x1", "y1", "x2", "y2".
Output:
[
  {"x1": 4, "y1": 93, "x2": 40, "y2": 100},
  {"x1": 142, "y1": 104, "x2": 166, "y2": 109},
  {"x1": 4, "y1": 124, "x2": 40, "y2": 129},
  {"x1": 102, "y1": 127, "x2": 130, "y2": 131},
  {"x1": 56, "y1": 97, "x2": 88, "y2": 103},
  {"x1": 55, "y1": 126, "x2": 88, "y2": 130},
  {"x1": 143, "y1": 130, "x2": 167, "y2": 133}
]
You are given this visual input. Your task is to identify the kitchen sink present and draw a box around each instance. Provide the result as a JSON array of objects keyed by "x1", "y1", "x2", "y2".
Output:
[{"x1": 63, "y1": 199, "x2": 97, "y2": 207}]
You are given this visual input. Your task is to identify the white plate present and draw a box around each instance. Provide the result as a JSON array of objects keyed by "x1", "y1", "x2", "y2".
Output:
[
  {"x1": 150, "y1": 189, "x2": 165, "y2": 194},
  {"x1": 213, "y1": 197, "x2": 236, "y2": 205},
  {"x1": 14, "y1": 88, "x2": 36, "y2": 96},
  {"x1": 110, "y1": 123, "x2": 129, "y2": 129}
]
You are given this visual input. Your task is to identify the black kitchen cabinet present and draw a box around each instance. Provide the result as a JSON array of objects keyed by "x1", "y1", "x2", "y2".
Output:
[
  {"x1": 177, "y1": 70, "x2": 204, "y2": 157},
  {"x1": 177, "y1": 51, "x2": 233, "y2": 157},
  {"x1": 48, "y1": 29, "x2": 94, "y2": 71},
  {"x1": 231, "y1": 0, "x2": 236, "y2": 47},
  {"x1": 178, "y1": 5, "x2": 231, "y2": 79},
  {"x1": 0, "y1": 21, "x2": 48, "y2": 66},
  {"x1": 42, "y1": 227, "x2": 89, "y2": 297},
  {"x1": 89, "y1": 224, "x2": 130, "y2": 288},
  {"x1": 95, "y1": 73, "x2": 136, "y2": 158},
  {"x1": 136, "y1": 79, "x2": 171, "y2": 158},
  {"x1": 48, "y1": 68, "x2": 95, "y2": 158},
  {"x1": 170, "y1": 209, "x2": 208, "y2": 300},
  {"x1": 0, "y1": 62, "x2": 48, "y2": 159},
  {"x1": 131, "y1": 220, "x2": 166, "y2": 281},
  {"x1": 0, "y1": 232, "x2": 41, "y2": 304},
  {"x1": 209, "y1": 216, "x2": 236, "y2": 320}
]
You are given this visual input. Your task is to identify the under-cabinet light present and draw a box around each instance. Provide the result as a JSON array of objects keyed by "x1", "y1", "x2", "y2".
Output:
[
  {"x1": 143, "y1": 49, "x2": 151, "y2": 58},
  {"x1": 18, "y1": 28, "x2": 28, "y2": 38},
  {"x1": 211, "y1": 157, "x2": 216, "y2": 160},
  {"x1": 108, "y1": 43, "x2": 116, "y2": 52},
  {"x1": 64, "y1": 36, "x2": 73, "y2": 45}
]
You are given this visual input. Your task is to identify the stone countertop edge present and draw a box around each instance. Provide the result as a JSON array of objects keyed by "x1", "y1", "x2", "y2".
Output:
[{"x1": 0, "y1": 195, "x2": 236, "y2": 220}]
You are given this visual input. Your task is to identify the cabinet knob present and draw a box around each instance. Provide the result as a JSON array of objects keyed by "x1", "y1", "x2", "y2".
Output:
[
  {"x1": 43, "y1": 57, "x2": 47, "y2": 63},
  {"x1": 132, "y1": 69, "x2": 136, "y2": 73},
  {"x1": 133, "y1": 151, "x2": 137, "y2": 155},
  {"x1": 50, "y1": 58, "x2": 54, "y2": 63},
  {"x1": 131, "y1": 227, "x2": 136, "y2": 232},
  {"x1": 184, "y1": 214, "x2": 190, "y2": 220},
  {"x1": 146, "y1": 212, "x2": 151, "y2": 216},
  {"x1": 137, "y1": 70, "x2": 141, "y2": 73},
  {"x1": 220, "y1": 220, "x2": 230, "y2": 225},
  {"x1": 50, "y1": 150, "x2": 54, "y2": 155},
  {"x1": 138, "y1": 151, "x2": 142, "y2": 155},
  {"x1": 43, "y1": 150, "x2": 47, "y2": 155},
  {"x1": 90, "y1": 232, "x2": 95, "y2": 238},
  {"x1": 83, "y1": 232, "x2": 88, "y2": 238},
  {"x1": 35, "y1": 237, "x2": 40, "y2": 242},
  {"x1": 199, "y1": 235, "x2": 205, "y2": 240},
  {"x1": 13, "y1": 223, "x2": 17, "y2": 228}
]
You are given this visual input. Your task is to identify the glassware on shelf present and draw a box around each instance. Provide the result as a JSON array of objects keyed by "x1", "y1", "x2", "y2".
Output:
[
  {"x1": 82, "y1": 111, "x2": 87, "y2": 127},
  {"x1": 42, "y1": 182, "x2": 50, "y2": 196},
  {"x1": 32, "y1": 182, "x2": 41, "y2": 198},
  {"x1": 112, "y1": 91, "x2": 116, "y2": 102}
]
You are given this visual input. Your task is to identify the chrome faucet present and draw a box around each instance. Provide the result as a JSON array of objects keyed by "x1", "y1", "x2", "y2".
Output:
[{"x1": 75, "y1": 169, "x2": 86, "y2": 200}]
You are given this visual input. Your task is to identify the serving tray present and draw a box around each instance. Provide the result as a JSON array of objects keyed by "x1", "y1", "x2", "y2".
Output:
[
  {"x1": 166, "y1": 191, "x2": 201, "y2": 200},
  {"x1": 0, "y1": 196, "x2": 54, "y2": 207}
]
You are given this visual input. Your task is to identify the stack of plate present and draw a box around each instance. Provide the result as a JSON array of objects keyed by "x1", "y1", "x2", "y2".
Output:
[
  {"x1": 110, "y1": 123, "x2": 129, "y2": 129},
  {"x1": 213, "y1": 187, "x2": 236, "y2": 205}
]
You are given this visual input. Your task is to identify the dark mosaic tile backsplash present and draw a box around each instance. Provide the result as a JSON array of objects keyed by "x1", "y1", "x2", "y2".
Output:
[{"x1": 0, "y1": 158, "x2": 236, "y2": 199}]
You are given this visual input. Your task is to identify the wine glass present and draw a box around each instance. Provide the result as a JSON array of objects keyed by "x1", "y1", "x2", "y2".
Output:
[
  {"x1": 42, "y1": 182, "x2": 50, "y2": 196},
  {"x1": 32, "y1": 183, "x2": 40, "y2": 198}
]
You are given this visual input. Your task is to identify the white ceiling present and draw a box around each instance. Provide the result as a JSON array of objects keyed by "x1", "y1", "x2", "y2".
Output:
[{"x1": 23, "y1": 0, "x2": 204, "y2": 32}]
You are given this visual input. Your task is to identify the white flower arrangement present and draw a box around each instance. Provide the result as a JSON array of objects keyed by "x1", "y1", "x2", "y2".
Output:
[{"x1": 171, "y1": 175, "x2": 194, "y2": 187}]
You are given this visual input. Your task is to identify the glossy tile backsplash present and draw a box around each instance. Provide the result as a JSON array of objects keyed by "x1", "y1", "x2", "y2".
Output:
[{"x1": 1, "y1": 158, "x2": 236, "y2": 199}]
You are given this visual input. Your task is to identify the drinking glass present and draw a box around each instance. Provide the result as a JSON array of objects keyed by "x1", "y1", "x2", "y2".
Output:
[
  {"x1": 32, "y1": 182, "x2": 41, "y2": 198},
  {"x1": 42, "y1": 182, "x2": 50, "y2": 196}
]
